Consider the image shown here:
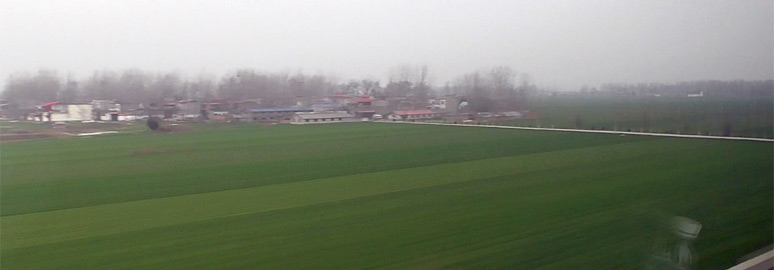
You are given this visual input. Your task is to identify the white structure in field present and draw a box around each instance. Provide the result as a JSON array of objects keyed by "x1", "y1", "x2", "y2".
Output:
[
  {"x1": 290, "y1": 112, "x2": 353, "y2": 124},
  {"x1": 50, "y1": 104, "x2": 93, "y2": 122},
  {"x1": 686, "y1": 91, "x2": 704, "y2": 98}
]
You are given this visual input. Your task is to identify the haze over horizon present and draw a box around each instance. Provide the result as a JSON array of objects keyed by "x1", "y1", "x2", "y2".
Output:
[{"x1": 2, "y1": 0, "x2": 772, "y2": 91}]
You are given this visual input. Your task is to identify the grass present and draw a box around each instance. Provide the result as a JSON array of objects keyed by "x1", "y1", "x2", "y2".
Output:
[
  {"x1": 1, "y1": 123, "x2": 771, "y2": 269},
  {"x1": 0, "y1": 121, "x2": 53, "y2": 132}
]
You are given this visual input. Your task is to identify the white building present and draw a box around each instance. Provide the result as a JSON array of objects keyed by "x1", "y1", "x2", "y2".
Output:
[
  {"x1": 290, "y1": 112, "x2": 353, "y2": 125},
  {"x1": 50, "y1": 104, "x2": 93, "y2": 122}
]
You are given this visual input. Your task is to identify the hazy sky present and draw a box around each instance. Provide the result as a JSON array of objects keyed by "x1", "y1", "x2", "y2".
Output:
[{"x1": 2, "y1": 0, "x2": 772, "y2": 90}]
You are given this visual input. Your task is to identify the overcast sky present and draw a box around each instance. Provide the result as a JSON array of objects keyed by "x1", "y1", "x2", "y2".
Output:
[{"x1": 2, "y1": 0, "x2": 772, "y2": 90}]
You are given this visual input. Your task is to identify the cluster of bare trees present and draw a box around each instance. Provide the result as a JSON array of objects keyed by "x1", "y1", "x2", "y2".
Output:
[
  {"x1": 1, "y1": 69, "x2": 343, "y2": 106},
  {"x1": 2, "y1": 70, "x2": 62, "y2": 105},
  {"x1": 2, "y1": 69, "x2": 213, "y2": 105},
  {"x1": 2, "y1": 66, "x2": 537, "y2": 112},
  {"x1": 443, "y1": 66, "x2": 535, "y2": 112}
]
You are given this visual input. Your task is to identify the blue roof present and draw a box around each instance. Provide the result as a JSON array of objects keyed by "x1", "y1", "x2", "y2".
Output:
[
  {"x1": 248, "y1": 108, "x2": 313, "y2": 113},
  {"x1": 312, "y1": 103, "x2": 345, "y2": 108}
]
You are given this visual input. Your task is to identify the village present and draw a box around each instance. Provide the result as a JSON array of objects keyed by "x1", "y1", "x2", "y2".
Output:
[{"x1": 0, "y1": 94, "x2": 536, "y2": 127}]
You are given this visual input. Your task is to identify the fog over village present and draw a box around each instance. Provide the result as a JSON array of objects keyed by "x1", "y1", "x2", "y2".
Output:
[{"x1": 2, "y1": 0, "x2": 772, "y2": 90}]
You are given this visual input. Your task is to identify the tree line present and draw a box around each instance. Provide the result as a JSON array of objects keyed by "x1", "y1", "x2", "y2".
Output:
[
  {"x1": 3, "y1": 67, "x2": 770, "y2": 111},
  {"x1": 1, "y1": 66, "x2": 536, "y2": 111},
  {"x1": 590, "y1": 80, "x2": 773, "y2": 99}
]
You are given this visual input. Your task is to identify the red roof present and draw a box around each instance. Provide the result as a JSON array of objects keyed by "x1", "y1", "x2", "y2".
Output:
[
  {"x1": 41, "y1": 102, "x2": 61, "y2": 111},
  {"x1": 394, "y1": 110, "x2": 435, "y2": 116}
]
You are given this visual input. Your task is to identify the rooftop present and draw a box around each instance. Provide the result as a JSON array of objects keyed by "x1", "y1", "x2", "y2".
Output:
[
  {"x1": 394, "y1": 110, "x2": 436, "y2": 116},
  {"x1": 249, "y1": 108, "x2": 313, "y2": 113},
  {"x1": 294, "y1": 112, "x2": 352, "y2": 119}
]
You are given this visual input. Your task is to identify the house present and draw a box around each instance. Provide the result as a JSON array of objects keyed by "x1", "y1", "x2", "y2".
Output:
[
  {"x1": 91, "y1": 100, "x2": 123, "y2": 121},
  {"x1": 428, "y1": 96, "x2": 462, "y2": 114},
  {"x1": 389, "y1": 110, "x2": 440, "y2": 121},
  {"x1": 329, "y1": 94, "x2": 352, "y2": 104},
  {"x1": 353, "y1": 110, "x2": 376, "y2": 119},
  {"x1": 211, "y1": 111, "x2": 232, "y2": 121},
  {"x1": 249, "y1": 108, "x2": 314, "y2": 122},
  {"x1": 0, "y1": 102, "x2": 37, "y2": 120},
  {"x1": 205, "y1": 99, "x2": 260, "y2": 113},
  {"x1": 37, "y1": 102, "x2": 93, "y2": 122},
  {"x1": 290, "y1": 112, "x2": 354, "y2": 125},
  {"x1": 177, "y1": 100, "x2": 201, "y2": 119},
  {"x1": 112, "y1": 103, "x2": 146, "y2": 121},
  {"x1": 370, "y1": 99, "x2": 393, "y2": 116},
  {"x1": 347, "y1": 95, "x2": 375, "y2": 107},
  {"x1": 233, "y1": 100, "x2": 261, "y2": 112},
  {"x1": 91, "y1": 100, "x2": 121, "y2": 111},
  {"x1": 311, "y1": 103, "x2": 346, "y2": 112},
  {"x1": 146, "y1": 103, "x2": 178, "y2": 119}
]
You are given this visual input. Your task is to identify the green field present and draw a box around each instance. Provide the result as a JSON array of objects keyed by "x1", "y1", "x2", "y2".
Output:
[
  {"x1": 1, "y1": 123, "x2": 771, "y2": 269},
  {"x1": 501, "y1": 96, "x2": 774, "y2": 138}
]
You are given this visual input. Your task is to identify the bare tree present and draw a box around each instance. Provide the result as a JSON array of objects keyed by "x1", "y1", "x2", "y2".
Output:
[
  {"x1": 82, "y1": 70, "x2": 120, "y2": 101},
  {"x1": 58, "y1": 76, "x2": 79, "y2": 103},
  {"x1": 147, "y1": 72, "x2": 182, "y2": 102},
  {"x1": 188, "y1": 75, "x2": 216, "y2": 101},
  {"x1": 117, "y1": 69, "x2": 149, "y2": 103},
  {"x1": 2, "y1": 70, "x2": 61, "y2": 104}
]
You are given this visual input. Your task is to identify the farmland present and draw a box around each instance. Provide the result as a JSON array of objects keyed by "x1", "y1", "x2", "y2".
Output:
[
  {"x1": 1, "y1": 123, "x2": 771, "y2": 269},
  {"x1": 504, "y1": 95, "x2": 774, "y2": 139}
]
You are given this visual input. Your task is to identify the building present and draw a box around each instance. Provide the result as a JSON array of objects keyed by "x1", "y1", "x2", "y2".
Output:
[
  {"x1": 0, "y1": 101, "x2": 37, "y2": 120},
  {"x1": 311, "y1": 103, "x2": 346, "y2": 112},
  {"x1": 91, "y1": 100, "x2": 125, "y2": 121},
  {"x1": 175, "y1": 100, "x2": 202, "y2": 120},
  {"x1": 146, "y1": 103, "x2": 178, "y2": 119},
  {"x1": 428, "y1": 96, "x2": 462, "y2": 114},
  {"x1": 204, "y1": 99, "x2": 261, "y2": 114},
  {"x1": 232, "y1": 100, "x2": 261, "y2": 112},
  {"x1": 38, "y1": 102, "x2": 94, "y2": 122},
  {"x1": 353, "y1": 110, "x2": 376, "y2": 119},
  {"x1": 211, "y1": 111, "x2": 232, "y2": 121},
  {"x1": 687, "y1": 91, "x2": 704, "y2": 98},
  {"x1": 290, "y1": 112, "x2": 353, "y2": 125},
  {"x1": 370, "y1": 99, "x2": 394, "y2": 116},
  {"x1": 249, "y1": 108, "x2": 314, "y2": 122},
  {"x1": 388, "y1": 110, "x2": 440, "y2": 121},
  {"x1": 91, "y1": 100, "x2": 121, "y2": 111}
]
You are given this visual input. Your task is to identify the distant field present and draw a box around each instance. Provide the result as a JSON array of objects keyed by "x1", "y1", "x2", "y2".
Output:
[
  {"x1": 1, "y1": 123, "x2": 771, "y2": 269},
  {"x1": 501, "y1": 96, "x2": 774, "y2": 138}
]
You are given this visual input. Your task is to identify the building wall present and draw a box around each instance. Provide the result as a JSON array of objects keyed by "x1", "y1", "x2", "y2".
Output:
[
  {"x1": 252, "y1": 111, "x2": 297, "y2": 122},
  {"x1": 290, "y1": 117, "x2": 351, "y2": 125},
  {"x1": 179, "y1": 102, "x2": 200, "y2": 116},
  {"x1": 290, "y1": 112, "x2": 353, "y2": 125},
  {"x1": 50, "y1": 105, "x2": 93, "y2": 121}
]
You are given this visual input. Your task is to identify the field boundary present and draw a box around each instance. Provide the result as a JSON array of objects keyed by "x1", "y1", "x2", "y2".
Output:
[
  {"x1": 378, "y1": 121, "x2": 774, "y2": 143},
  {"x1": 727, "y1": 249, "x2": 773, "y2": 270}
]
